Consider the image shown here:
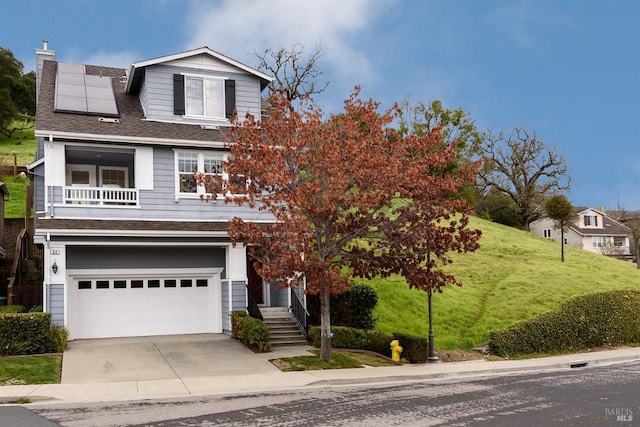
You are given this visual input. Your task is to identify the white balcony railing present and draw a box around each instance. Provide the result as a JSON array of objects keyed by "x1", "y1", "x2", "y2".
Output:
[{"x1": 64, "y1": 186, "x2": 139, "y2": 206}]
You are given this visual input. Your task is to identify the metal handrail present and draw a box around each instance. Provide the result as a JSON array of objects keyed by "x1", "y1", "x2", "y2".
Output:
[
  {"x1": 246, "y1": 285, "x2": 263, "y2": 321},
  {"x1": 290, "y1": 288, "x2": 309, "y2": 337}
]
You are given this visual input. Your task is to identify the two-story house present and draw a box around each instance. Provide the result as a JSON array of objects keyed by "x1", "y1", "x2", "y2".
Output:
[
  {"x1": 30, "y1": 42, "x2": 305, "y2": 340},
  {"x1": 530, "y1": 207, "x2": 634, "y2": 260}
]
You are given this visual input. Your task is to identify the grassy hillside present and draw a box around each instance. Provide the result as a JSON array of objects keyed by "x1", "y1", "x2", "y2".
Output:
[
  {"x1": 364, "y1": 216, "x2": 640, "y2": 350},
  {"x1": 0, "y1": 123, "x2": 36, "y2": 218},
  {"x1": 0, "y1": 125, "x2": 37, "y2": 166}
]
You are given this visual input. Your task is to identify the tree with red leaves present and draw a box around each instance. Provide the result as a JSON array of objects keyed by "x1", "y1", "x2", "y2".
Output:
[{"x1": 213, "y1": 88, "x2": 481, "y2": 361}]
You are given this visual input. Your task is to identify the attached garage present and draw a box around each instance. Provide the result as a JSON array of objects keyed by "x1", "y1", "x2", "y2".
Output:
[{"x1": 67, "y1": 268, "x2": 223, "y2": 339}]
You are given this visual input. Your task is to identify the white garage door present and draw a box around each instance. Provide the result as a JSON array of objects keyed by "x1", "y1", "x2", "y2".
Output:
[{"x1": 67, "y1": 268, "x2": 223, "y2": 339}]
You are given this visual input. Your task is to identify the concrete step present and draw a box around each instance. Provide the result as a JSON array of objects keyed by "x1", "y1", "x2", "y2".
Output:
[
  {"x1": 270, "y1": 336, "x2": 308, "y2": 346},
  {"x1": 259, "y1": 308, "x2": 308, "y2": 347}
]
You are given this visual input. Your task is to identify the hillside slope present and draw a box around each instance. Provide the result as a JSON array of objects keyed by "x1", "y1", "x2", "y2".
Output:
[{"x1": 365, "y1": 216, "x2": 640, "y2": 349}]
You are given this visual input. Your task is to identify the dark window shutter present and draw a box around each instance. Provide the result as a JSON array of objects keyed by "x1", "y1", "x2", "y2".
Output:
[
  {"x1": 173, "y1": 74, "x2": 185, "y2": 115},
  {"x1": 225, "y1": 79, "x2": 236, "y2": 118}
]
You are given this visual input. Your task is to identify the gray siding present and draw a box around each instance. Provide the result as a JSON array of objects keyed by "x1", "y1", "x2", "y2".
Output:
[
  {"x1": 34, "y1": 170, "x2": 45, "y2": 212},
  {"x1": 221, "y1": 279, "x2": 230, "y2": 332},
  {"x1": 221, "y1": 280, "x2": 246, "y2": 335},
  {"x1": 47, "y1": 283, "x2": 64, "y2": 326},
  {"x1": 67, "y1": 246, "x2": 225, "y2": 270},
  {"x1": 141, "y1": 65, "x2": 262, "y2": 125},
  {"x1": 231, "y1": 280, "x2": 246, "y2": 312},
  {"x1": 47, "y1": 146, "x2": 275, "y2": 223},
  {"x1": 270, "y1": 284, "x2": 288, "y2": 308}
]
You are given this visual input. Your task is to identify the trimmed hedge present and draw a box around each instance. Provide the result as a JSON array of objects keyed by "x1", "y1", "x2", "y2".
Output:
[
  {"x1": 0, "y1": 312, "x2": 52, "y2": 355},
  {"x1": 309, "y1": 326, "x2": 429, "y2": 363},
  {"x1": 231, "y1": 310, "x2": 271, "y2": 352},
  {"x1": 308, "y1": 284, "x2": 378, "y2": 330},
  {"x1": 489, "y1": 290, "x2": 640, "y2": 357}
]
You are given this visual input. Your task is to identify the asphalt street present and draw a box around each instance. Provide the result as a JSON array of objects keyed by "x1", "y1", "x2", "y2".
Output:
[{"x1": 25, "y1": 360, "x2": 640, "y2": 426}]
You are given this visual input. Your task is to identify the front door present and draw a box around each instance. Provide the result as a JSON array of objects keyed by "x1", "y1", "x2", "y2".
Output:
[{"x1": 247, "y1": 255, "x2": 264, "y2": 304}]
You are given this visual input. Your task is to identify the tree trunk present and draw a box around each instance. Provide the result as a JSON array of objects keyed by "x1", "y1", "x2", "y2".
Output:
[
  {"x1": 319, "y1": 290, "x2": 332, "y2": 361},
  {"x1": 561, "y1": 226, "x2": 565, "y2": 262}
]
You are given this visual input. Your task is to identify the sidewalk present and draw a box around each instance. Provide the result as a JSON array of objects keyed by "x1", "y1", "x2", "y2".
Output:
[{"x1": 1, "y1": 346, "x2": 639, "y2": 405}]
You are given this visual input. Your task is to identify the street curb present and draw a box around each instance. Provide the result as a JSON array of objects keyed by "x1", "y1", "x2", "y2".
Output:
[{"x1": 304, "y1": 354, "x2": 640, "y2": 387}]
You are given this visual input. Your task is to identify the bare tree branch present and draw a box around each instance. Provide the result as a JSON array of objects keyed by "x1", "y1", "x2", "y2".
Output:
[
  {"x1": 477, "y1": 127, "x2": 572, "y2": 230},
  {"x1": 255, "y1": 43, "x2": 329, "y2": 103}
]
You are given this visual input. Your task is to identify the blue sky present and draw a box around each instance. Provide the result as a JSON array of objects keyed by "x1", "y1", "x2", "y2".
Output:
[{"x1": 4, "y1": 0, "x2": 639, "y2": 209}]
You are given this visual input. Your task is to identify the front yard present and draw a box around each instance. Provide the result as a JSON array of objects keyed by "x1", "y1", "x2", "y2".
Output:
[{"x1": 0, "y1": 355, "x2": 62, "y2": 385}]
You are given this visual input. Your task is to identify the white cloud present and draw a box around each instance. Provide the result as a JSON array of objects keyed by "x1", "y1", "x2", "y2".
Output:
[{"x1": 184, "y1": 0, "x2": 383, "y2": 85}]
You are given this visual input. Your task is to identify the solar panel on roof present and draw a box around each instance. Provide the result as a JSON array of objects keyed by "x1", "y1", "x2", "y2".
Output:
[{"x1": 54, "y1": 63, "x2": 119, "y2": 117}]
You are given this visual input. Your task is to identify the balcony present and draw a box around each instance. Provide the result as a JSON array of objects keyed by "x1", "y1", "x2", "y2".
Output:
[{"x1": 64, "y1": 186, "x2": 139, "y2": 206}]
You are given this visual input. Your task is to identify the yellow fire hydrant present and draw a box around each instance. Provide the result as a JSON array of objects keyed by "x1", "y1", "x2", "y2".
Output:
[{"x1": 390, "y1": 340, "x2": 403, "y2": 362}]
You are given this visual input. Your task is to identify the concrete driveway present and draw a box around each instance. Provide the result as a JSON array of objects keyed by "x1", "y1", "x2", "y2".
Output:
[{"x1": 61, "y1": 334, "x2": 284, "y2": 384}]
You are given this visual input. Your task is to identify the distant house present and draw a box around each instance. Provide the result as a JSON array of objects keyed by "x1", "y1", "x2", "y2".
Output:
[
  {"x1": 530, "y1": 207, "x2": 634, "y2": 260},
  {"x1": 30, "y1": 42, "x2": 308, "y2": 340}
]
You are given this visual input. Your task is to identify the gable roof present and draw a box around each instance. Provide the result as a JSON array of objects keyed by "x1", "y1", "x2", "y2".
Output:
[
  {"x1": 125, "y1": 46, "x2": 272, "y2": 94},
  {"x1": 569, "y1": 206, "x2": 632, "y2": 237},
  {"x1": 35, "y1": 60, "x2": 228, "y2": 146}
]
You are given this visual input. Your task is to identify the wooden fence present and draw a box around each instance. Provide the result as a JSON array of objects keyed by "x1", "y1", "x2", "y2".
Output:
[{"x1": 9, "y1": 285, "x2": 42, "y2": 310}]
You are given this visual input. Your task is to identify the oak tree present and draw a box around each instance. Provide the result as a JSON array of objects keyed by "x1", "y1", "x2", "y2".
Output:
[
  {"x1": 545, "y1": 194, "x2": 573, "y2": 262},
  {"x1": 0, "y1": 47, "x2": 36, "y2": 138},
  {"x1": 210, "y1": 88, "x2": 481, "y2": 361},
  {"x1": 255, "y1": 43, "x2": 329, "y2": 103},
  {"x1": 477, "y1": 127, "x2": 572, "y2": 231}
]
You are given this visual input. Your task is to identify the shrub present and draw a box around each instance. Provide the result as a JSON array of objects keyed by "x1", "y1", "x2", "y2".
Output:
[
  {"x1": 393, "y1": 333, "x2": 428, "y2": 363},
  {"x1": 0, "y1": 312, "x2": 51, "y2": 355},
  {"x1": 231, "y1": 310, "x2": 249, "y2": 338},
  {"x1": 347, "y1": 284, "x2": 378, "y2": 330},
  {"x1": 309, "y1": 326, "x2": 428, "y2": 363},
  {"x1": 29, "y1": 305, "x2": 43, "y2": 313},
  {"x1": 489, "y1": 290, "x2": 640, "y2": 356},
  {"x1": 231, "y1": 311, "x2": 271, "y2": 352},
  {"x1": 0, "y1": 305, "x2": 25, "y2": 314},
  {"x1": 47, "y1": 324, "x2": 69, "y2": 353},
  {"x1": 308, "y1": 284, "x2": 378, "y2": 330}
]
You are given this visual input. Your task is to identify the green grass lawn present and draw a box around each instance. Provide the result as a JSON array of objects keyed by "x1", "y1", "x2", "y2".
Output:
[
  {"x1": 1, "y1": 174, "x2": 31, "y2": 218},
  {"x1": 270, "y1": 350, "x2": 395, "y2": 371},
  {"x1": 0, "y1": 355, "x2": 61, "y2": 385},
  {"x1": 0, "y1": 120, "x2": 37, "y2": 218},
  {"x1": 0, "y1": 123, "x2": 37, "y2": 167},
  {"x1": 366, "y1": 216, "x2": 640, "y2": 350}
]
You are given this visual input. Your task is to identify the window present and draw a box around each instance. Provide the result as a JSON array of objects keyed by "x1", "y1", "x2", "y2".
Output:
[
  {"x1": 100, "y1": 166, "x2": 128, "y2": 188},
  {"x1": 178, "y1": 152, "x2": 198, "y2": 193},
  {"x1": 543, "y1": 229, "x2": 552, "y2": 238},
  {"x1": 584, "y1": 215, "x2": 598, "y2": 227},
  {"x1": 176, "y1": 151, "x2": 225, "y2": 196},
  {"x1": 592, "y1": 236, "x2": 606, "y2": 248},
  {"x1": 78, "y1": 281, "x2": 92, "y2": 290},
  {"x1": 148, "y1": 280, "x2": 160, "y2": 288},
  {"x1": 164, "y1": 280, "x2": 177, "y2": 288},
  {"x1": 131, "y1": 280, "x2": 144, "y2": 289},
  {"x1": 186, "y1": 77, "x2": 224, "y2": 118},
  {"x1": 96, "y1": 280, "x2": 110, "y2": 289},
  {"x1": 174, "y1": 74, "x2": 235, "y2": 118},
  {"x1": 614, "y1": 236, "x2": 626, "y2": 247},
  {"x1": 114, "y1": 280, "x2": 127, "y2": 289},
  {"x1": 66, "y1": 164, "x2": 96, "y2": 187}
]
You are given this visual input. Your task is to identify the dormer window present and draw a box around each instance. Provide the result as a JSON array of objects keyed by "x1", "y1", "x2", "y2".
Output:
[
  {"x1": 186, "y1": 76, "x2": 224, "y2": 118},
  {"x1": 584, "y1": 215, "x2": 598, "y2": 227},
  {"x1": 173, "y1": 74, "x2": 235, "y2": 119}
]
